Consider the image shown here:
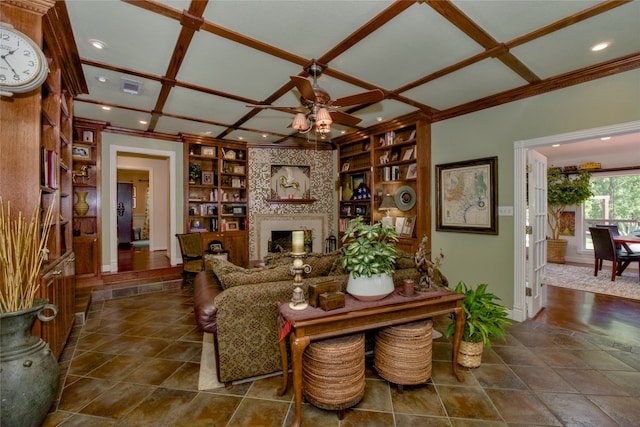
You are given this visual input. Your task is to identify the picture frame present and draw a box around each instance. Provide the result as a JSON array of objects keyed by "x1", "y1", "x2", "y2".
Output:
[
  {"x1": 202, "y1": 171, "x2": 214, "y2": 185},
  {"x1": 270, "y1": 165, "x2": 311, "y2": 199},
  {"x1": 232, "y1": 165, "x2": 245, "y2": 174},
  {"x1": 436, "y1": 156, "x2": 498, "y2": 235},
  {"x1": 82, "y1": 130, "x2": 94, "y2": 143},
  {"x1": 202, "y1": 147, "x2": 215, "y2": 157},
  {"x1": 351, "y1": 174, "x2": 365, "y2": 191},
  {"x1": 395, "y1": 217, "x2": 405, "y2": 235},
  {"x1": 209, "y1": 241, "x2": 223, "y2": 253},
  {"x1": 400, "y1": 215, "x2": 416, "y2": 237},
  {"x1": 226, "y1": 221, "x2": 239, "y2": 231},
  {"x1": 72, "y1": 145, "x2": 91, "y2": 159},
  {"x1": 401, "y1": 147, "x2": 414, "y2": 161},
  {"x1": 405, "y1": 163, "x2": 417, "y2": 179},
  {"x1": 342, "y1": 162, "x2": 350, "y2": 172}
]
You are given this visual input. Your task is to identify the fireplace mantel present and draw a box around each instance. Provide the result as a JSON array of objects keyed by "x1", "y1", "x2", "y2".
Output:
[{"x1": 254, "y1": 213, "x2": 328, "y2": 261}]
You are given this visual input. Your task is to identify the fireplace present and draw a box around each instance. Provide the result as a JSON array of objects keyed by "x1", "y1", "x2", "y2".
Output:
[
  {"x1": 270, "y1": 230, "x2": 313, "y2": 253},
  {"x1": 253, "y1": 214, "x2": 328, "y2": 261}
]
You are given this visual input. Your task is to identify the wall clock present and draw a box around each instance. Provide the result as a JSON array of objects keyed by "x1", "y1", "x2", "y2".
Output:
[{"x1": 0, "y1": 23, "x2": 49, "y2": 97}]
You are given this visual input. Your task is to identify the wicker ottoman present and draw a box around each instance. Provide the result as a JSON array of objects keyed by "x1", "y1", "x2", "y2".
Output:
[
  {"x1": 302, "y1": 333, "x2": 365, "y2": 419},
  {"x1": 374, "y1": 320, "x2": 433, "y2": 391}
]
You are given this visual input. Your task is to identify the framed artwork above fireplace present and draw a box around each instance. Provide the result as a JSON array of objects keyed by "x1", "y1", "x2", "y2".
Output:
[{"x1": 269, "y1": 165, "x2": 312, "y2": 201}]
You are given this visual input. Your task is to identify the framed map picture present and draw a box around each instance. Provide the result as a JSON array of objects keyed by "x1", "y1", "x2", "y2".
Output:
[{"x1": 436, "y1": 156, "x2": 498, "y2": 235}]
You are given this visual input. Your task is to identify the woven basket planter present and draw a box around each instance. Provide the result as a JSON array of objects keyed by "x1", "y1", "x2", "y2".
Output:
[
  {"x1": 374, "y1": 320, "x2": 433, "y2": 386},
  {"x1": 457, "y1": 340, "x2": 484, "y2": 368},
  {"x1": 302, "y1": 334, "x2": 365, "y2": 411}
]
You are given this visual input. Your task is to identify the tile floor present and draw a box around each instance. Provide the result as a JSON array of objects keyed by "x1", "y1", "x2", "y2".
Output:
[{"x1": 43, "y1": 288, "x2": 640, "y2": 426}]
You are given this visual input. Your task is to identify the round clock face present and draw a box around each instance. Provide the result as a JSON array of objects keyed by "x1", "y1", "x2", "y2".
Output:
[{"x1": 0, "y1": 24, "x2": 48, "y2": 93}]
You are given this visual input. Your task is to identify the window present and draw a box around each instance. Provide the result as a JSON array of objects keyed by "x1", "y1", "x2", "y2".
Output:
[{"x1": 583, "y1": 173, "x2": 640, "y2": 250}]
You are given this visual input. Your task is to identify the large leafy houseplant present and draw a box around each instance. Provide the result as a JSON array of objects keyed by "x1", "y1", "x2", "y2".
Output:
[
  {"x1": 445, "y1": 282, "x2": 511, "y2": 351},
  {"x1": 341, "y1": 216, "x2": 399, "y2": 278},
  {"x1": 547, "y1": 168, "x2": 593, "y2": 240}
]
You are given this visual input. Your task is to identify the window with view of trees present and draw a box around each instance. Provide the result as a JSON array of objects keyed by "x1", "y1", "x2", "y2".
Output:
[{"x1": 583, "y1": 174, "x2": 640, "y2": 249}]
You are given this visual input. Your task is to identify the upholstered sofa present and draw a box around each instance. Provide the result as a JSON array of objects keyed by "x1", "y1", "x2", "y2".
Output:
[{"x1": 193, "y1": 251, "x2": 420, "y2": 386}]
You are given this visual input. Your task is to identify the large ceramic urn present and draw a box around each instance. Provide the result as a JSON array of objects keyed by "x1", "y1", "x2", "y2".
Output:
[{"x1": 346, "y1": 273, "x2": 395, "y2": 301}]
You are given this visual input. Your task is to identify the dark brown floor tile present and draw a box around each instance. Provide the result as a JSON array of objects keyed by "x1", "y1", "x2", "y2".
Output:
[
  {"x1": 151, "y1": 324, "x2": 196, "y2": 340},
  {"x1": 171, "y1": 393, "x2": 242, "y2": 426},
  {"x1": 120, "y1": 323, "x2": 164, "y2": 337},
  {"x1": 607, "y1": 350, "x2": 640, "y2": 370},
  {"x1": 178, "y1": 325, "x2": 204, "y2": 342},
  {"x1": 119, "y1": 387, "x2": 197, "y2": 426},
  {"x1": 431, "y1": 361, "x2": 478, "y2": 386},
  {"x1": 509, "y1": 365, "x2": 577, "y2": 393},
  {"x1": 493, "y1": 345, "x2": 547, "y2": 366},
  {"x1": 471, "y1": 364, "x2": 527, "y2": 389},
  {"x1": 449, "y1": 419, "x2": 508, "y2": 426},
  {"x1": 85, "y1": 354, "x2": 145, "y2": 380},
  {"x1": 588, "y1": 395, "x2": 640, "y2": 427},
  {"x1": 78, "y1": 382, "x2": 155, "y2": 419},
  {"x1": 485, "y1": 389, "x2": 561, "y2": 425},
  {"x1": 437, "y1": 385, "x2": 501, "y2": 420},
  {"x1": 556, "y1": 368, "x2": 631, "y2": 395},
  {"x1": 288, "y1": 402, "x2": 340, "y2": 426},
  {"x1": 338, "y1": 407, "x2": 396, "y2": 426},
  {"x1": 391, "y1": 383, "x2": 447, "y2": 416},
  {"x1": 162, "y1": 361, "x2": 200, "y2": 390},
  {"x1": 509, "y1": 331, "x2": 559, "y2": 348},
  {"x1": 246, "y1": 375, "x2": 293, "y2": 401},
  {"x1": 355, "y1": 379, "x2": 392, "y2": 411},
  {"x1": 156, "y1": 340, "x2": 202, "y2": 362},
  {"x1": 45, "y1": 413, "x2": 117, "y2": 426},
  {"x1": 67, "y1": 351, "x2": 115, "y2": 376},
  {"x1": 537, "y1": 392, "x2": 619, "y2": 427},
  {"x1": 57, "y1": 377, "x2": 116, "y2": 412},
  {"x1": 600, "y1": 370, "x2": 640, "y2": 396},
  {"x1": 226, "y1": 397, "x2": 289, "y2": 427},
  {"x1": 432, "y1": 341, "x2": 453, "y2": 361},
  {"x1": 531, "y1": 347, "x2": 586, "y2": 368},
  {"x1": 93, "y1": 335, "x2": 170, "y2": 357},
  {"x1": 575, "y1": 349, "x2": 635, "y2": 370},
  {"x1": 204, "y1": 380, "x2": 252, "y2": 397},
  {"x1": 478, "y1": 348, "x2": 504, "y2": 364},
  {"x1": 124, "y1": 358, "x2": 184, "y2": 385},
  {"x1": 394, "y1": 413, "x2": 452, "y2": 426},
  {"x1": 75, "y1": 332, "x2": 119, "y2": 352}
]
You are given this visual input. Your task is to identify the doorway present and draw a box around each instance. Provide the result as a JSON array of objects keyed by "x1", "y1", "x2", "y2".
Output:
[{"x1": 513, "y1": 120, "x2": 640, "y2": 322}]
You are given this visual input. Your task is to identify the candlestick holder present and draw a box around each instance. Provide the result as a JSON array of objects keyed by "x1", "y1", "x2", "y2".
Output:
[{"x1": 289, "y1": 252, "x2": 312, "y2": 310}]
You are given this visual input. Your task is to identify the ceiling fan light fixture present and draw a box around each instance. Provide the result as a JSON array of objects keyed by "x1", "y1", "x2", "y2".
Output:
[
  {"x1": 292, "y1": 113, "x2": 309, "y2": 130},
  {"x1": 316, "y1": 108, "x2": 332, "y2": 126}
]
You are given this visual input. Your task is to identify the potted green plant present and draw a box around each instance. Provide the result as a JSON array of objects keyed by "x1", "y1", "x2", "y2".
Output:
[
  {"x1": 547, "y1": 168, "x2": 593, "y2": 263},
  {"x1": 341, "y1": 216, "x2": 399, "y2": 301},
  {"x1": 189, "y1": 163, "x2": 202, "y2": 184},
  {"x1": 445, "y1": 282, "x2": 511, "y2": 368},
  {"x1": 1, "y1": 197, "x2": 60, "y2": 427}
]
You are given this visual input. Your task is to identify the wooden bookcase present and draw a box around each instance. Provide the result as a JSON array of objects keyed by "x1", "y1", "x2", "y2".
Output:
[
  {"x1": 336, "y1": 112, "x2": 431, "y2": 254},
  {"x1": 184, "y1": 136, "x2": 249, "y2": 266}
]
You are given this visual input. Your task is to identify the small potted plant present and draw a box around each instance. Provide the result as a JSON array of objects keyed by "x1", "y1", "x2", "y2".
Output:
[
  {"x1": 341, "y1": 216, "x2": 399, "y2": 301},
  {"x1": 445, "y1": 282, "x2": 511, "y2": 368},
  {"x1": 547, "y1": 168, "x2": 593, "y2": 263},
  {"x1": 189, "y1": 163, "x2": 202, "y2": 184}
]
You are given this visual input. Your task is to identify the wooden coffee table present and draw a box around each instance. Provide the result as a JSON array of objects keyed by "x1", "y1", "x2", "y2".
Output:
[{"x1": 277, "y1": 286, "x2": 465, "y2": 427}]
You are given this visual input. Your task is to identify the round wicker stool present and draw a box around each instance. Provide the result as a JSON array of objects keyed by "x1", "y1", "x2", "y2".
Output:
[
  {"x1": 374, "y1": 320, "x2": 433, "y2": 392},
  {"x1": 302, "y1": 333, "x2": 365, "y2": 419}
]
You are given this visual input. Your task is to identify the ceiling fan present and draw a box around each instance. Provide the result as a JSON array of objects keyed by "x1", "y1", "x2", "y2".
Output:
[{"x1": 248, "y1": 61, "x2": 384, "y2": 139}]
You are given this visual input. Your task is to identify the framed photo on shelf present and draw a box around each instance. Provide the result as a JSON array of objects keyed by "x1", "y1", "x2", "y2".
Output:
[
  {"x1": 202, "y1": 147, "x2": 215, "y2": 156},
  {"x1": 405, "y1": 163, "x2": 417, "y2": 179},
  {"x1": 232, "y1": 165, "x2": 245, "y2": 174},
  {"x1": 351, "y1": 174, "x2": 365, "y2": 191},
  {"x1": 402, "y1": 147, "x2": 414, "y2": 161},
  {"x1": 72, "y1": 145, "x2": 91, "y2": 159},
  {"x1": 82, "y1": 131, "x2": 94, "y2": 143},
  {"x1": 400, "y1": 215, "x2": 416, "y2": 237},
  {"x1": 342, "y1": 162, "x2": 350, "y2": 172},
  {"x1": 395, "y1": 217, "x2": 405, "y2": 235},
  {"x1": 226, "y1": 221, "x2": 239, "y2": 231},
  {"x1": 202, "y1": 171, "x2": 214, "y2": 185},
  {"x1": 436, "y1": 156, "x2": 498, "y2": 235}
]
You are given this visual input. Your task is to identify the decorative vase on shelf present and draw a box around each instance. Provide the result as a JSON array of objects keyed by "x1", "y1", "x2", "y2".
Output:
[
  {"x1": 74, "y1": 191, "x2": 90, "y2": 216},
  {"x1": 0, "y1": 299, "x2": 59, "y2": 427},
  {"x1": 342, "y1": 182, "x2": 353, "y2": 202}
]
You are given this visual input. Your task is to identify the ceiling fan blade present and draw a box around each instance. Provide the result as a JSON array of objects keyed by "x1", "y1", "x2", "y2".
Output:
[
  {"x1": 329, "y1": 111, "x2": 362, "y2": 127},
  {"x1": 290, "y1": 75, "x2": 316, "y2": 102},
  {"x1": 332, "y1": 89, "x2": 384, "y2": 107},
  {"x1": 246, "y1": 104, "x2": 303, "y2": 114}
]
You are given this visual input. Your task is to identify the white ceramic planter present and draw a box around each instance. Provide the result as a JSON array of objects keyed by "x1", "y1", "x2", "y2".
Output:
[{"x1": 346, "y1": 272, "x2": 395, "y2": 301}]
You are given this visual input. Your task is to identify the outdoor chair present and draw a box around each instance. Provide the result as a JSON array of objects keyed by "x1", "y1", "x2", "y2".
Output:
[
  {"x1": 589, "y1": 227, "x2": 640, "y2": 281},
  {"x1": 176, "y1": 233, "x2": 204, "y2": 286}
]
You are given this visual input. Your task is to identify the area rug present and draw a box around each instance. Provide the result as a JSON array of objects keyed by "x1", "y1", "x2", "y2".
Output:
[
  {"x1": 543, "y1": 263, "x2": 640, "y2": 301},
  {"x1": 198, "y1": 333, "x2": 282, "y2": 391}
]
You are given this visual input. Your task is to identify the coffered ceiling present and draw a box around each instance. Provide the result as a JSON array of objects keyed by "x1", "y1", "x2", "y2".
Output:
[{"x1": 64, "y1": 0, "x2": 640, "y2": 147}]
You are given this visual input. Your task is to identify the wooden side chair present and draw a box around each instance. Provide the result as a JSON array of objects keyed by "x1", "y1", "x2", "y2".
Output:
[
  {"x1": 589, "y1": 227, "x2": 640, "y2": 281},
  {"x1": 176, "y1": 233, "x2": 204, "y2": 286}
]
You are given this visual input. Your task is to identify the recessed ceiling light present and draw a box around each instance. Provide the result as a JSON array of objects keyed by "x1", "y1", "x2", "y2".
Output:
[
  {"x1": 101, "y1": 106, "x2": 111, "y2": 111},
  {"x1": 591, "y1": 42, "x2": 610, "y2": 52},
  {"x1": 96, "y1": 76, "x2": 108, "y2": 83},
  {"x1": 376, "y1": 117, "x2": 383, "y2": 122},
  {"x1": 88, "y1": 39, "x2": 107, "y2": 50},
  {"x1": 600, "y1": 137, "x2": 611, "y2": 141},
  {"x1": 340, "y1": 130, "x2": 346, "y2": 135},
  {"x1": 139, "y1": 120, "x2": 148, "y2": 125},
  {"x1": 238, "y1": 136, "x2": 244, "y2": 140},
  {"x1": 552, "y1": 144, "x2": 561, "y2": 147}
]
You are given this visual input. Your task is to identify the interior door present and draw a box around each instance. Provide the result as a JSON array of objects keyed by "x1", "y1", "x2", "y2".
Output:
[
  {"x1": 527, "y1": 150, "x2": 547, "y2": 317},
  {"x1": 117, "y1": 183, "x2": 133, "y2": 247}
]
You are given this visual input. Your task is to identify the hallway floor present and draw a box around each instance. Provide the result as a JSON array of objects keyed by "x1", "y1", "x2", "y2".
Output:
[{"x1": 42, "y1": 284, "x2": 640, "y2": 426}]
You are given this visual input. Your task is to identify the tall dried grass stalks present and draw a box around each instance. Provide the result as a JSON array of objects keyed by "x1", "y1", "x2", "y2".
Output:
[{"x1": 0, "y1": 197, "x2": 54, "y2": 313}]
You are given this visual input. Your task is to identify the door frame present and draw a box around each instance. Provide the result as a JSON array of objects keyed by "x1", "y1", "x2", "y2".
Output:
[
  {"x1": 109, "y1": 145, "x2": 178, "y2": 272},
  {"x1": 513, "y1": 120, "x2": 640, "y2": 322}
]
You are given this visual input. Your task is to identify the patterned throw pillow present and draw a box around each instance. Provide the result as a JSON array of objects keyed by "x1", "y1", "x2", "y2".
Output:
[{"x1": 220, "y1": 264, "x2": 293, "y2": 289}]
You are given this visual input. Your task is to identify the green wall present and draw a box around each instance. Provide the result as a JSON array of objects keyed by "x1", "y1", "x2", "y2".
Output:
[{"x1": 431, "y1": 69, "x2": 640, "y2": 308}]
